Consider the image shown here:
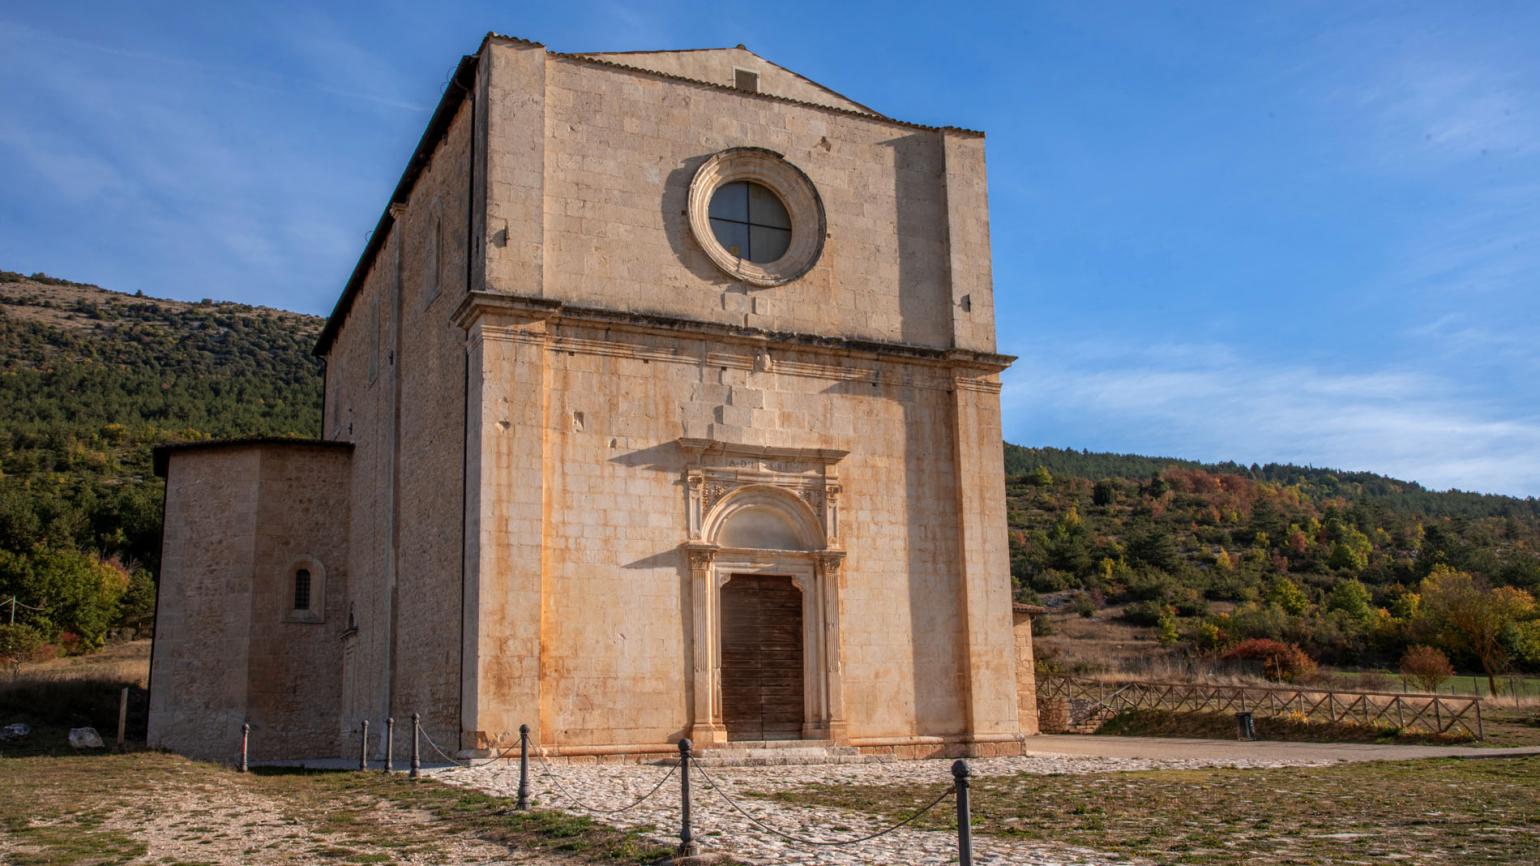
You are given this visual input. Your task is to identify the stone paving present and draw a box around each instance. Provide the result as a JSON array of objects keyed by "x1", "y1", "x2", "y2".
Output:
[{"x1": 444, "y1": 750, "x2": 1332, "y2": 865}]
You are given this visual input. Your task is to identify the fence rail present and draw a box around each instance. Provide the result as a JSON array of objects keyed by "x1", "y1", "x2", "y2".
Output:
[{"x1": 1037, "y1": 674, "x2": 1484, "y2": 739}]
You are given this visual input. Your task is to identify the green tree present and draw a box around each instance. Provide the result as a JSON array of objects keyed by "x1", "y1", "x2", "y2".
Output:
[
  {"x1": 1416, "y1": 566, "x2": 1535, "y2": 694},
  {"x1": 1326, "y1": 578, "x2": 1375, "y2": 626},
  {"x1": 0, "y1": 547, "x2": 130, "y2": 649},
  {"x1": 1267, "y1": 576, "x2": 1311, "y2": 616},
  {"x1": 1092, "y1": 480, "x2": 1117, "y2": 507}
]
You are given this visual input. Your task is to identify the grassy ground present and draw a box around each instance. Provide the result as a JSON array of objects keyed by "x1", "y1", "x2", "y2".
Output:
[
  {"x1": 0, "y1": 748, "x2": 679, "y2": 865},
  {"x1": 771, "y1": 755, "x2": 1540, "y2": 865}
]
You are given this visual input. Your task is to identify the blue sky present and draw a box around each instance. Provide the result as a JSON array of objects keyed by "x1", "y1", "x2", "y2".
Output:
[{"x1": 3, "y1": 2, "x2": 1537, "y2": 496}]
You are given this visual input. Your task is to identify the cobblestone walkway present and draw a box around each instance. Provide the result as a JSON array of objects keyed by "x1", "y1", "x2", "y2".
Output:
[{"x1": 445, "y1": 751, "x2": 1329, "y2": 865}]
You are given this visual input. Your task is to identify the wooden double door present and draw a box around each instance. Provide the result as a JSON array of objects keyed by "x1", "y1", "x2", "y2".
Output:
[{"x1": 720, "y1": 574, "x2": 805, "y2": 741}]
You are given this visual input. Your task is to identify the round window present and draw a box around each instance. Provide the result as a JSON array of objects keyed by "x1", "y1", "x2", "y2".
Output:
[
  {"x1": 708, "y1": 181, "x2": 791, "y2": 264},
  {"x1": 687, "y1": 148, "x2": 825, "y2": 286}
]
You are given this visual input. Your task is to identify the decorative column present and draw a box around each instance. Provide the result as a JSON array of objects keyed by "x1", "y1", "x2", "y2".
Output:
[
  {"x1": 815, "y1": 551, "x2": 848, "y2": 743},
  {"x1": 686, "y1": 543, "x2": 726, "y2": 745}
]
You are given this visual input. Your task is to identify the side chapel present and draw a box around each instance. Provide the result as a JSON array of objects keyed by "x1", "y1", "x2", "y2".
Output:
[{"x1": 148, "y1": 34, "x2": 1039, "y2": 762}]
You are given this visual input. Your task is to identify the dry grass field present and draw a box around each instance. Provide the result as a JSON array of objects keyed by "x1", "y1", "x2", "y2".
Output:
[
  {"x1": 771, "y1": 755, "x2": 1540, "y2": 865},
  {"x1": 7, "y1": 640, "x2": 1540, "y2": 864}
]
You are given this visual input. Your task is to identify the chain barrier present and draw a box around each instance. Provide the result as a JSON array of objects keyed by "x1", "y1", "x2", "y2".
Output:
[
  {"x1": 525, "y1": 737, "x2": 682, "y2": 815},
  {"x1": 417, "y1": 725, "x2": 472, "y2": 767},
  {"x1": 340, "y1": 719, "x2": 971, "y2": 860},
  {"x1": 692, "y1": 759, "x2": 956, "y2": 848}
]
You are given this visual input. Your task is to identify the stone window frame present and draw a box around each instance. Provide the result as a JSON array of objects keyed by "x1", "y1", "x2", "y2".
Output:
[
  {"x1": 687, "y1": 147, "x2": 826, "y2": 287},
  {"x1": 283, "y1": 556, "x2": 326, "y2": 625},
  {"x1": 423, "y1": 196, "x2": 443, "y2": 309}
]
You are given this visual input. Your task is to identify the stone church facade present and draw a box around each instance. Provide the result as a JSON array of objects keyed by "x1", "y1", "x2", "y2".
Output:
[{"x1": 148, "y1": 34, "x2": 1038, "y2": 762}]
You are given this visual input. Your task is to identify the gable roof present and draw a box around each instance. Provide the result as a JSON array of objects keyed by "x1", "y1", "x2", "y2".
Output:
[{"x1": 572, "y1": 45, "x2": 886, "y2": 117}]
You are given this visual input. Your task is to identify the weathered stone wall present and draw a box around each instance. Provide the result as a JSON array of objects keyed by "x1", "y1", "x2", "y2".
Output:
[
  {"x1": 326, "y1": 232, "x2": 396, "y2": 747},
  {"x1": 1012, "y1": 610, "x2": 1040, "y2": 736},
  {"x1": 322, "y1": 96, "x2": 475, "y2": 753},
  {"x1": 245, "y1": 446, "x2": 352, "y2": 759},
  {"x1": 455, "y1": 308, "x2": 1018, "y2": 750},
  {"x1": 149, "y1": 448, "x2": 260, "y2": 760},
  {"x1": 479, "y1": 41, "x2": 997, "y2": 354},
  {"x1": 149, "y1": 444, "x2": 351, "y2": 761},
  {"x1": 389, "y1": 95, "x2": 474, "y2": 744}
]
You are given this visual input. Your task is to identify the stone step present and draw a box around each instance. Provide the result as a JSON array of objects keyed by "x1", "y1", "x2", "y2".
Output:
[{"x1": 670, "y1": 740, "x2": 873, "y2": 767}]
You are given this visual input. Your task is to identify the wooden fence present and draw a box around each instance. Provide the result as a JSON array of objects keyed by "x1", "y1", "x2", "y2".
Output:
[{"x1": 1036, "y1": 675, "x2": 1484, "y2": 739}]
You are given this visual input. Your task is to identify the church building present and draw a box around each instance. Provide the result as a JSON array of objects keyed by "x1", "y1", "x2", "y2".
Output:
[{"x1": 148, "y1": 34, "x2": 1038, "y2": 762}]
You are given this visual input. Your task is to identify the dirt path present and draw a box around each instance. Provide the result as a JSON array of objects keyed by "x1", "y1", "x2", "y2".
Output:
[
  {"x1": 0, "y1": 751, "x2": 588, "y2": 866},
  {"x1": 1026, "y1": 733, "x2": 1540, "y2": 763}
]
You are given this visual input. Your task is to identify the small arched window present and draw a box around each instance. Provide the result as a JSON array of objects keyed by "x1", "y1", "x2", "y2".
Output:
[
  {"x1": 284, "y1": 558, "x2": 326, "y2": 624},
  {"x1": 293, "y1": 568, "x2": 312, "y2": 611}
]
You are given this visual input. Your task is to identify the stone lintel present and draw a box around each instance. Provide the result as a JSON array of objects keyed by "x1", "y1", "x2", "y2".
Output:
[{"x1": 676, "y1": 437, "x2": 848, "y2": 466}]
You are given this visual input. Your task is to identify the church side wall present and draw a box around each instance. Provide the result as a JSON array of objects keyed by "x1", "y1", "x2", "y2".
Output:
[
  {"x1": 325, "y1": 242, "x2": 396, "y2": 747},
  {"x1": 148, "y1": 449, "x2": 260, "y2": 760},
  {"x1": 322, "y1": 95, "x2": 474, "y2": 751},
  {"x1": 390, "y1": 96, "x2": 474, "y2": 741},
  {"x1": 531, "y1": 324, "x2": 970, "y2": 746}
]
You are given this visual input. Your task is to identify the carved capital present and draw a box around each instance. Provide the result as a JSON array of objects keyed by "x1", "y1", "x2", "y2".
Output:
[
  {"x1": 814, "y1": 551, "x2": 846, "y2": 578},
  {"x1": 685, "y1": 544, "x2": 718, "y2": 574}
]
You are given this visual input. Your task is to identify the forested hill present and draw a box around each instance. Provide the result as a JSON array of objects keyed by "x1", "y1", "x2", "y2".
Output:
[
  {"x1": 0, "y1": 270, "x2": 322, "y2": 649},
  {"x1": 1006, "y1": 445, "x2": 1539, "y2": 520},
  {"x1": 1004, "y1": 444, "x2": 1540, "y2": 672}
]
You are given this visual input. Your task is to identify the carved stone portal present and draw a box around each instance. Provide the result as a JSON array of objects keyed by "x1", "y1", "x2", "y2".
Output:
[{"x1": 680, "y1": 438, "x2": 847, "y2": 745}]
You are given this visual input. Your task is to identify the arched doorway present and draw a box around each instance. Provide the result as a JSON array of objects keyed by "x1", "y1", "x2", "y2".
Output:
[
  {"x1": 680, "y1": 449, "x2": 850, "y2": 748},
  {"x1": 720, "y1": 574, "x2": 804, "y2": 740}
]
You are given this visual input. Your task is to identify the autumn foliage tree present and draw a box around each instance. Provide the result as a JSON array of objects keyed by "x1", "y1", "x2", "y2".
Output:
[
  {"x1": 1398, "y1": 645, "x2": 1455, "y2": 693},
  {"x1": 1221, "y1": 638, "x2": 1318, "y2": 683}
]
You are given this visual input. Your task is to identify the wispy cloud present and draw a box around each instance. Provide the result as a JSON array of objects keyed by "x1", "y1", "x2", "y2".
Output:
[
  {"x1": 1002, "y1": 338, "x2": 1540, "y2": 497},
  {"x1": 0, "y1": 14, "x2": 393, "y2": 308}
]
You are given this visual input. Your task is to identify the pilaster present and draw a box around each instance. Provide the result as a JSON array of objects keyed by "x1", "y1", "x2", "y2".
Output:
[
  {"x1": 686, "y1": 543, "x2": 727, "y2": 745},
  {"x1": 949, "y1": 370, "x2": 1022, "y2": 742},
  {"x1": 461, "y1": 313, "x2": 549, "y2": 750}
]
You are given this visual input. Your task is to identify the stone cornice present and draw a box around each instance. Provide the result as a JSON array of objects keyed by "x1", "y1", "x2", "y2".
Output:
[{"x1": 450, "y1": 291, "x2": 1014, "y2": 374}]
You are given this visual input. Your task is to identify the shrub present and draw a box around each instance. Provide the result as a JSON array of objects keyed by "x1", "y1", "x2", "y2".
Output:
[
  {"x1": 1357, "y1": 670, "x2": 1392, "y2": 692},
  {"x1": 1070, "y1": 591, "x2": 1097, "y2": 618},
  {"x1": 1222, "y1": 638, "x2": 1318, "y2": 683},
  {"x1": 1121, "y1": 600, "x2": 1171, "y2": 627},
  {"x1": 1399, "y1": 645, "x2": 1455, "y2": 693},
  {"x1": 0, "y1": 622, "x2": 46, "y2": 675}
]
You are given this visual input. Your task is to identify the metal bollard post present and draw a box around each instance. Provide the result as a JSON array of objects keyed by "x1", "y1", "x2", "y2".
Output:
[
  {"x1": 677, "y1": 738, "x2": 698, "y2": 857},
  {"x1": 953, "y1": 759, "x2": 973, "y2": 866},
  {"x1": 517, "y1": 723, "x2": 530, "y2": 810},
  {"x1": 385, "y1": 717, "x2": 395, "y2": 773},
  {"x1": 409, "y1": 713, "x2": 421, "y2": 779},
  {"x1": 240, "y1": 722, "x2": 250, "y2": 773},
  {"x1": 359, "y1": 720, "x2": 369, "y2": 771}
]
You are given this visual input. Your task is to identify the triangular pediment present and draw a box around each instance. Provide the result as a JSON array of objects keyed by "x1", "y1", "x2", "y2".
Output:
[{"x1": 573, "y1": 46, "x2": 883, "y2": 117}]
